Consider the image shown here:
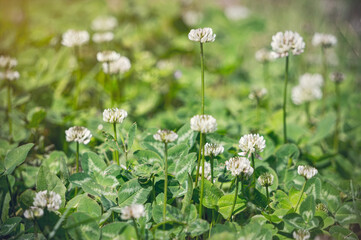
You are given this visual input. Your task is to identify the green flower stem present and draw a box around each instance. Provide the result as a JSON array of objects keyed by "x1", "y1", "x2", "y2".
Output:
[
  {"x1": 228, "y1": 176, "x2": 239, "y2": 221},
  {"x1": 199, "y1": 139, "x2": 206, "y2": 219},
  {"x1": 334, "y1": 82, "x2": 341, "y2": 152},
  {"x1": 152, "y1": 175, "x2": 157, "y2": 204},
  {"x1": 76, "y1": 142, "x2": 80, "y2": 172},
  {"x1": 34, "y1": 220, "x2": 38, "y2": 240},
  {"x1": 194, "y1": 132, "x2": 203, "y2": 188},
  {"x1": 321, "y1": 46, "x2": 328, "y2": 114},
  {"x1": 113, "y1": 123, "x2": 120, "y2": 165},
  {"x1": 240, "y1": 175, "x2": 244, "y2": 195},
  {"x1": 132, "y1": 217, "x2": 141, "y2": 240},
  {"x1": 305, "y1": 102, "x2": 311, "y2": 126},
  {"x1": 210, "y1": 156, "x2": 214, "y2": 184},
  {"x1": 163, "y1": 142, "x2": 168, "y2": 227},
  {"x1": 295, "y1": 179, "x2": 307, "y2": 211},
  {"x1": 7, "y1": 81, "x2": 12, "y2": 139},
  {"x1": 283, "y1": 56, "x2": 289, "y2": 143},
  {"x1": 119, "y1": 132, "x2": 128, "y2": 162},
  {"x1": 200, "y1": 42, "x2": 205, "y2": 115},
  {"x1": 266, "y1": 185, "x2": 270, "y2": 210},
  {"x1": 251, "y1": 153, "x2": 256, "y2": 187}
]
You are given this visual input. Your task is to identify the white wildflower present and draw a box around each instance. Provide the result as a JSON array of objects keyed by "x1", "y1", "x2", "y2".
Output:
[
  {"x1": 153, "y1": 129, "x2": 178, "y2": 143},
  {"x1": 312, "y1": 33, "x2": 337, "y2": 48},
  {"x1": 97, "y1": 51, "x2": 120, "y2": 63},
  {"x1": 249, "y1": 88, "x2": 268, "y2": 100},
  {"x1": 24, "y1": 207, "x2": 44, "y2": 219},
  {"x1": 65, "y1": 126, "x2": 92, "y2": 144},
  {"x1": 0, "y1": 56, "x2": 17, "y2": 69},
  {"x1": 291, "y1": 85, "x2": 322, "y2": 105},
  {"x1": 33, "y1": 190, "x2": 62, "y2": 212},
  {"x1": 271, "y1": 31, "x2": 305, "y2": 58},
  {"x1": 298, "y1": 165, "x2": 318, "y2": 180},
  {"x1": 238, "y1": 134, "x2": 266, "y2": 156},
  {"x1": 299, "y1": 73, "x2": 323, "y2": 88},
  {"x1": 330, "y1": 72, "x2": 345, "y2": 83},
  {"x1": 92, "y1": 32, "x2": 114, "y2": 43},
  {"x1": 203, "y1": 143, "x2": 224, "y2": 157},
  {"x1": 258, "y1": 172, "x2": 274, "y2": 187},
  {"x1": 103, "y1": 108, "x2": 128, "y2": 123},
  {"x1": 102, "y1": 56, "x2": 131, "y2": 74},
  {"x1": 293, "y1": 229, "x2": 311, "y2": 240},
  {"x1": 199, "y1": 162, "x2": 212, "y2": 181},
  {"x1": 61, "y1": 30, "x2": 89, "y2": 47},
  {"x1": 0, "y1": 70, "x2": 20, "y2": 81},
  {"x1": 190, "y1": 115, "x2": 217, "y2": 134},
  {"x1": 91, "y1": 16, "x2": 117, "y2": 31},
  {"x1": 188, "y1": 28, "x2": 216, "y2": 43},
  {"x1": 225, "y1": 156, "x2": 254, "y2": 177},
  {"x1": 121, "y1": 204, "x2": 145, "y2": 220},
  {"x1": 255, "y1": 48, "x2": 276, "y2": 63},
  {"x1": 224, "y1": 5, "x2": 250, "y2": 21}
]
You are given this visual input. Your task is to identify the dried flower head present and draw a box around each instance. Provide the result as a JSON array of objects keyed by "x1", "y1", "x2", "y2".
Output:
[
  {"x1": 24, "y1": 206, "x2": 44, "y2": 219},
  {"x1": 225, "y1": 156, "x2": 254, "y2": 177},
  {"x1": 0, "y1": 70, "x2": 20, "y2": 81},
  {"x1": 271, "y1": 31, "x2": 305, "y2": 58},
  {"x1": 0, "y1": 55, "x2": 17, "y2": 69},
  {"x1": 65, "y1": 126, "x2": 92, "y2": 144},
  {"x1": 203, "y1": 143, "x2": 224, "y2": 157},
  {"x1": 330, "y1": 72, "x2": 345, "y2": 84},
  {"x1": 239, "y1": 134, "x2": 266, "y2": 156},
  {"x1": 249, "y1": 88, "x2": 268, "y2": 100},
  {"x1": 258, "y1": 172, "x2": 274, "y2": 187},
  {"x1": 188, "y1": 28, "x2": 216, "y2": 43},
  {"x1": 293, "y1": 229, "x2": 310, "y2": 240},
  {"x1": 298, "y1": 165, "x2": 318, "y2": 180},
  {"x1": 190, "y1": 115, "x2": 217, "y2": 133},
  {"x1": 153, "y1": 129, "x2": 178, "y2": 143},
  {"x1": 121, "y1": 204, "x2": 145, "y2": 220},
  {"x1": 102, "y1": 56, "x2": 131, "y2": 74},
  {"x1": 199, "y1": 161, "x2": 212, "y2": 181},
  {"x1": 103, "y1": 108, "x2": 128, "y2": 123},
  {"x1": 255, "y1": 48, "x2": 276, "y2": 63},
  {"x1": 61, "y1": 30, "x2": 89, "y2": 47},
  {"x1": 312, "y1": 33, "x2": 337, "y2": 48},
  {"x1": 33, "y1": 190, "x2": 62, "y2": 212},
  {"x1": 97, "y1": 51, "x2": 120, "y2": 63},
  {"x1": 92, "y1": 32, "x2": 114, "y2": 43},
  {"x1": 91, "y1": 16, "x2": 117, "y2": 31}
]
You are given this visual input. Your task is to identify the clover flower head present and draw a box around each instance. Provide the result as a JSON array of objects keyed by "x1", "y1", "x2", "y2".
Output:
[
  {"x1": 330, "y1": 72, "x2": 345, "y2": 84},
  {"x1": 293, "y1": 229, "x2": 310, "y2": 240},
  {"x1": 103, "y1": 108, "x2": 128, "y2": 123},
  {"x1": 225, "y1": 5, "x2": 250, "y2": 21},
  {"x1": 312, "y1": 33, "x2": 337, "y2": 48},
  {"x1": 33, "y1": 190, "x2": 62, "y2": 212},
  {"x1": 291, "y1": 85, "x2": 322, "y2": 105},
  {"x1": 225, "y1": 156, "x2": 254, "y2": 177},
  {"x1": 299, "y1": 73, "x2": 323, "y2": 88},
  {"x1": 153, "y1": 129, "x2": 178, "y2": 143},
  {"x1": 190, "y1": 115, "x2": 217, "y2": 134},
  {"x1": 255, "y1": 48, "x2": 276, "y2": 63},
  {"x1": 65, "y1": 126, "x2": 92, "y2": 144},
  {"x1": 121, "y1": 204, "x2": 145, "y2": 220},
  {"x1": 182, "y1": 11, "x2": 202, "y2": 27},
  {"x1": 199, "y1": 161, "x2": 212, "y2": 182},
  {"x1": 239, "y1": 133, "x2": 266, "y2": 156},
  {"x1": 258, "y1": 172, "x2": 274, "y2": 187},
  {"x1": 249, "y1": 88, "x2": 268, "y2": 100},
  {"x1": 203, "y1": 143, "x2": 224, "y2": 157},
  {"x1": 102, "y1": 56, "x2": 131, "y2": 74},
  {"x1": 61, "y1": 29, "x2": 89, "y2": 47},
  {"x1": 92, "y1": 32, "x2": 114, "y2": 43},
  {"x1": 271, "y1": 31, "x2": 305, "y2": 58},
  {"x1": 97, "y1": 51, "x2": 120, "y2": 63},
  {"x1": 24, "y1": 206, "x2": 44, "y2": 219},
  {"x1": 0, "y1": 55, "x2": 17, "y2": 69},
  {"x1": 298, "y1": 165, "x2": 318, "y2": 180},
  {"x1": 188, "y1": 28, "x2": 216, "y2": 43},
  {"x1": 0, "y1": 70, "x2": 20, "y2": 81},
  {"x1": 91, "y1": 16, "x2": 117, "y2": 31}
]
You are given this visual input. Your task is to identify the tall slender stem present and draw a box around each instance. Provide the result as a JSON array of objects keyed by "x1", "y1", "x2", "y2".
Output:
[
  {"x1": 7, "y1": 81, "x2": 12, "y2": 139},
  {"x1": 194, "y1": 133, "x2": 203, "y2": 188},
  {"x1": 210, "y1": 156, "x2": 214, "y2": 184},
  {"x1": 132, "y1": 218, "x2": 141, "y2": 240},
  {"x1": 334, "y1": 82, "x2": 340, "y2": 152},
  {"x1": 266, "y1": 185, "x2": 270, "y2": 210},
  {"x1": 228, "y1": 176, "x2": 239, "y2": 221},
  {"x1": 199, "y1": 138, "x2": 206, "y2": 218},
  {"x1": 163, "y1": 143, "x2": 168, "y2": 226},
  {"x1": 283, "y1": 56, "x2": 289, "y2": 143},
  {"x1": 76, "y1": 142, "x2": 79, "y2": 172},
  {"x1": 251, "y1": 153, "x2": 255, "y2": 186},
  {"x1": 200, "y1": 43, "x2": 205, "y2": 115},
  {"x1": 295, "y1": 180, "x2": 307, "y2": 211},
  {"x1": 113, "y1": 123, "x2": 120, "y2": 165}
]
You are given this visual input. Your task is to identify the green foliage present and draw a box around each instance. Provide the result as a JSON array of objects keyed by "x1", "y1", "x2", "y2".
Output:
[{"x1": 0, "y1": 143, "x2": 34, "y2": 176}]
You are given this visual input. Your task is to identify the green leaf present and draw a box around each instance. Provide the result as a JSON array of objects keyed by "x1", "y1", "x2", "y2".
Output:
[
  {"x1": 127, "y1": 122, "x2": 137, "y2": 151},
  {"x1": 173, "y1": 153, "x2": 196, "y2": 182},
  {"x1": 308, "y1": 112, "x2": 336, "y2": 145},
  {"x1": 19, "y1": 189, "x2": 36, "y2": 210},
  {"x1": 217, "y1": 194, "x2": 247, "y2": 219},
  {"x1": 117, "y1": 179, "x2": 152, "y2": 208},
  {"x1": 0, "y1": 217, "x2": 21, "y2": 237},
  {"x1": 275, "y1": 144, "x2": 299, "y2": 172},
  {"x1": 304, "y1": 177, "x2": 321, "y2": 200},
  {"x1": 101, "y1": 222, "x2": 128, "y2": 240},
  {"x1": 27, "y1": 107, "x2": 46, "y2": 128},
  {"x1": 176, "y1": 123, "x2": 198, "y2": 149},
  {"x1": 321, "y1": 182, "x2": 340, "y2": 214},
  {"x1": 181, "y1": 173, "x2": 194, "y2": 213},
  {"x1": 77, "y1": 195, "x2": 102, "y2": 218},
  {"x1": 186, "y1": 219, "x2": 210, "y2": 237},
  {"x1": 329, "y1": 226, "x2": 359, "y2": 240},
  {"x1": 152, "y1": 204, "x2": 183, "y2": 223},
  {"x1": 183, "y1": 204, "x2": 197, "y2": 223},
  {"x1": 282, "y1": 213, "x2": 305, "y2": 229},
  {"x1": 65, "y1": 212, "x2": 100, "y2": 240},
  {"x1": 299, "y1": 195, "x2": 315, "y2": 223},
  {"x1": 82, "y1": 151, "x2": 107, "y2": 176},
  {"x1": 42, "y1": 151, "x2": 69, "y2": 179},
  {"x1": 2, "y1": 143, "x2": 34, "y2": 175},
  {"x1": 335, "y1": 201, "x2": 361, "y2": 225},
  {"x1": 203, "y1": 179, "x2": 224, "y2": 209},
  {"x1": 0, "y1": 176, "x2": 11, "y2": 223}
]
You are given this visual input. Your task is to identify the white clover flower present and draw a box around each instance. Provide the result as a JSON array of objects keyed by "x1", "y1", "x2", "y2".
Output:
[
  {"x1": 258, "y1": 172, "x2": 274, "y2": 187},
  {"x1": 199, "y1": 161, "x2": 212, "y2": 181},
  {"x1": 238, "y1": 134, "x2": 266, "y2": 156},
  {"x1": 293, "y1": 229, "x2": 311, "y2": 240},
  {"x1": 121, "y1": 204, "x2": 145, "y2": 220},
  {"x1": 24, "y1": 206, "x2": 44, "y2": 219},
  {"x1": 0, "y1": 56, "x2": 17, "y2": 69},
  {"x1": 33, "y1": 190, "x2": 62, "y2": 212},
  {"x1": 61, "y1": 30, "x2": 89, "y2": 47},
  {"x1": 249, "y1": 88, "x2": 268, "y2": 100},
  {"x1": 299, "y1": 73, "x2": 323, "y2": 88},
  {"x1": 330, "y1": 72, "x2": 345, "y2": 83},
  {"x1": 92, "y1": 32, "x2": 114, "y2": 43},
  {"x1": 91, "y1": 16, "x2": 117, "y2": 31},
  {"x1": 312, "y1": 33, "x2": 337, "y2": 48},
  {"x1": 190, "y1": 115, "x2": 217, "y2": 134},
  {"x1": 225, "y1": 156, "x2": 254, "y2": 177},
  {"x1": 0, "y1": 70, "x2": 20, "y2": 81},
  {"x1": 203, "y1": 143, "x2": 224, "y2": 157},
  {"x1": 182, "y1": 11, "x2": 202, "y2": 27},
  {"x1": 255, "y1": 48, "x2": 276, "y2": 63},
  {"x1": 102, "y1": 56, "x2": 131, "y2": 74},
  {"x1": 224, "y1": 5, "x2": 250, "y2": 21},
  {"x1": 65, "y1": 126, "x2": 92, "y2": 144},
  {"x1": 96, "y1": 51, "x2": 120, "y2": 63},
  {"x1": 291, "y1": 85, "x2": 322, "y2": 105},
  {"x1": 153, "y1": 129, "x2": 178, "y2": 143},
  {"x1": 188, "y1": 28, "x2": 216, "y2": 43},
  {"x1": 298, "y1": 165, "x2": 318, "y2": 180},
  {"x1": 33, "y1": 190, "x2": 47, "y2": 208},
  {"x1": 103, "y1": 108, "x2": 128, "y2": 124},
  {"x1": 271, "y1": 31, "x2": 305, "y2": 58}
]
